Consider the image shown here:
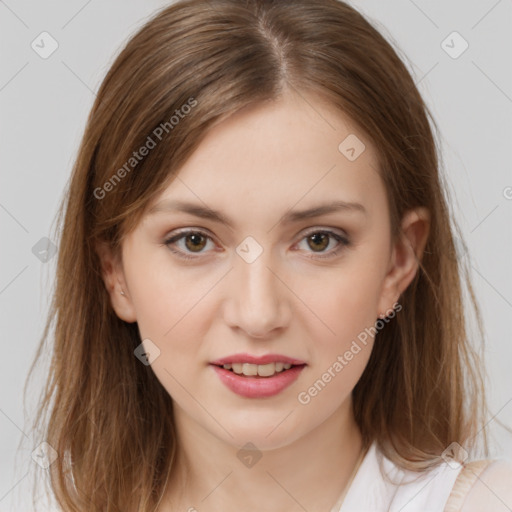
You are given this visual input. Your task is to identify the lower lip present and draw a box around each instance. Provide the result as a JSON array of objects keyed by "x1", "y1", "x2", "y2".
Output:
[{"x1": 210, "y1": 364, "x2": 306, "y2": 398}]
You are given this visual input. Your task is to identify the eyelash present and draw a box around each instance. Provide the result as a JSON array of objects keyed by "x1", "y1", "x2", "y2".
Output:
[{"x1": 163, "y1": 228, "x2": 350, "y2": 261}]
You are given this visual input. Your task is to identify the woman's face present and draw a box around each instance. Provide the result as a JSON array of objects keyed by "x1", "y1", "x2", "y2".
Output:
[{"x1": 104, "y1": 90, "x2": 420, "y2": 450}]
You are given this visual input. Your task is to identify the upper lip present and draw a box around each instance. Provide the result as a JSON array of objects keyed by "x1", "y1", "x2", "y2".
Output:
[{"x1": 210, "y1": 353, "x2": 306, "y2": 366}]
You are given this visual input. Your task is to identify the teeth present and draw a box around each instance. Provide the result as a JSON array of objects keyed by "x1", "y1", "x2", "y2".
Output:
[
  {"x1": 257, "y1": 363, "x2": 275, "y2": 377},
  {"x1": 243, "y1": 363, "x2": 258, "y2": 376},
  {"x1": 222, "y1": 362, "x2": 296, "y2": 377}
]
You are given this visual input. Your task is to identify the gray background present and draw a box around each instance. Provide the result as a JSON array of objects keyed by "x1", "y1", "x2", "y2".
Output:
[{"x1": 1, "y1": 0, "x2": 511, "y2": 510}]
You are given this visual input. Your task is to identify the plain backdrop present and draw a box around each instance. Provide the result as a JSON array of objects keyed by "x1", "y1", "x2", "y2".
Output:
[{"x1": 1, "y1": 0, "x2": 511, "y2": 510}]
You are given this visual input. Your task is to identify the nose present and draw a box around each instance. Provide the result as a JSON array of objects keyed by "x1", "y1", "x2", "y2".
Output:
[{"x1": 222, "y1": 251, "x2": 292, "y2": 339}]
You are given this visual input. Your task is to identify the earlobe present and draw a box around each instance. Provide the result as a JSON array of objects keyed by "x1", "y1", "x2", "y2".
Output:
[
  {"x1": 377, "y1": 207, "x2": 430, "y2": 317},
  {"x1": 95, "y1": 240, "x2": 137, "y2": 323}
]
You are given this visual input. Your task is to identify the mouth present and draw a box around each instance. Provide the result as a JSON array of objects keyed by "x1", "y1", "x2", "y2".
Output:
[
  {"x1": 211, "y1": 362, "x2": 307, "y2": 378},
  {"x1": 210, "y1": 361, "x2": 307, "y2": 398}
]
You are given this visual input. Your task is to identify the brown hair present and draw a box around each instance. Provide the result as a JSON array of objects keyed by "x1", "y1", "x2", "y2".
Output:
[{"x1": 24, "y1": 0, "x2": 492, "y2": 510}]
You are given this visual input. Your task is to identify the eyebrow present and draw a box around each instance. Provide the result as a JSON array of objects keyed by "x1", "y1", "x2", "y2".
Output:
[{"x1": 147, "y1": 199, "x2": 367, "y2": 228}]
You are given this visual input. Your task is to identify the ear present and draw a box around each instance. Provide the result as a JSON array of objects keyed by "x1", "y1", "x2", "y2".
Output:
[
  {"x1": 377, "y1": 207, "x2": 430, "y2": 317},
  {"x1": 95, "y1": 241, "x2": 137, "y2": 323}
]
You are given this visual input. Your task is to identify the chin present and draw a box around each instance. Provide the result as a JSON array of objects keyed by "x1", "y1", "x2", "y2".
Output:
[{"x1": 213, "y1": 418, "x2": 307, "y2": 451}]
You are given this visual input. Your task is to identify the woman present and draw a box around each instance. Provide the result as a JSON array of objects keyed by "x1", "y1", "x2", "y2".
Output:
[{"x1": 26, "y1": 0, "x2": 512, "y2": 510}]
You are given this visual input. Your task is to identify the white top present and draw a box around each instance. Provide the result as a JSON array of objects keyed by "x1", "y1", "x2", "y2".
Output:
[{"x1": 335, "y1": 441, "x2": 464, "y2": 512}]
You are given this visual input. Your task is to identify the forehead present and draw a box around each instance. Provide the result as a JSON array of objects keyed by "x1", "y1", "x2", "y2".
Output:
[{"x1": 147, "y1": 91, "x2": 386, "y2": 228}]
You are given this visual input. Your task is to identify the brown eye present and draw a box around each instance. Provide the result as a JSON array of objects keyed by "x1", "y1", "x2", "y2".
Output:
[
  {"x1": 184, "y1": 233, "x2": 207, "y2": 252},
  {"x1": 295, "y1": 229, "x2": 350, "y2": 259},
  {"x1": 307, "y1": 233, "x2": 330, "y2": 252},
  {"x1": 164, "y1": 229, "x2": 215, "y2": 260}
]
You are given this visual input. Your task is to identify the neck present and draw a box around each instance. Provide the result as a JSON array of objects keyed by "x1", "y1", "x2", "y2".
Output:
[{"x1": 159, "y1": 396, "x2": 365, "y2": 512}]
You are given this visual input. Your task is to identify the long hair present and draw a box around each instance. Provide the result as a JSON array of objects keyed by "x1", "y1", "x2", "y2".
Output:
[{"x1": 24, "y1": 0, "x2": 491, "y2": 510}]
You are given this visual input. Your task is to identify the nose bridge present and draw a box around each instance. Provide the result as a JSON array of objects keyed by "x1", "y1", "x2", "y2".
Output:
[{"x1": 225, "y1": 242, "x2": 290, "y2": 337}]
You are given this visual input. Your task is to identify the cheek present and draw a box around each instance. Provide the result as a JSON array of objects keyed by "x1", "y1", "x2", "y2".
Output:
[
  {"x1": 295, "y1": 272, "x2": 379, "y2": 410},
  {"x1": 128, "y1": 268, "x2": 179, "y2": 340},
  {"x1": 127, "y1": 260, "x2": 211, "y2": 398},
  {"x1": 124, "y1": 245, "x2": 212, "y2": 340},
  {"x1": 301, "y1": 262, "x2": 384, "y2": 349}
]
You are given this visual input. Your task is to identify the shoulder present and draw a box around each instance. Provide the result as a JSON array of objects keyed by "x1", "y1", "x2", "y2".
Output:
[{"x1": 460, "y1": 459, "x2": 512, "y2": 512}]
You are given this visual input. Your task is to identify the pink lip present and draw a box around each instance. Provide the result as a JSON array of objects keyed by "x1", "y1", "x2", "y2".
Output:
[
  {"x1": 210, "y1": 353, "x2": 306, "y2": 365},
  {"x1": 211, "y1": 364, "x2": 306, "y2": 398}
]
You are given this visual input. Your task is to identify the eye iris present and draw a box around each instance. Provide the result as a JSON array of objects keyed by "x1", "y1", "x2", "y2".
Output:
[
  {"x1": 308, "y1": 233, "x2": 329, "y2": 252},
  {"x1": 185, "y1": 233, "x2": 206, "y2": 252}
]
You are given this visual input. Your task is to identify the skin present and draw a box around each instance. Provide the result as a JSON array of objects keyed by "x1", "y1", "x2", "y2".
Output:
[
  {"x1": 97, "y1": 89, "x2": 430, "y2": 511},
  {"x1": 460, "y1": 460, "x2": 512, "y2": 512}
]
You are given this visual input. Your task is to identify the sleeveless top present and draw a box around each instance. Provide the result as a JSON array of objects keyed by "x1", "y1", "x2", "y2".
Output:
[{"x1": 330, "y1": 441, "x2": 495, "y2": 512}]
